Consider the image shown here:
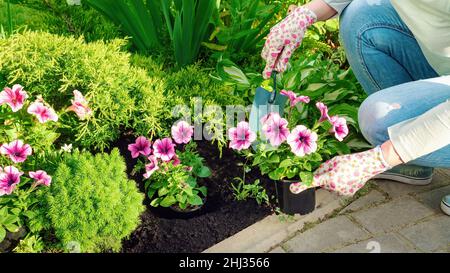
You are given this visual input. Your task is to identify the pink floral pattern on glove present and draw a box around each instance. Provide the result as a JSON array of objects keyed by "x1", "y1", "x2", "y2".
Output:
[
  {"x1": 289, "y1": 146, "x2": 391, "y2": 196},
  {"x1": 261, "y1": 7, "x2": 317, "y2": 79}
]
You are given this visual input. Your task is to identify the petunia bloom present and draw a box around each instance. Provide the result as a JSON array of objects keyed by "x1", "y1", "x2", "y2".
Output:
[
  {"x1": 0, "y1": 166, "x2": 23, "y2": 196},
  {"x1": 261, "y1": 112, "x2": 290, "y2": 147},
  {"x1": 143, "y1": 155, "x2": 159, "y2": 179},
  {"x1": 27, "y1": 101, "x2": 58, "y2": 123},
  {"x1": 0, "y1": 84, "x2": 28, "y2": 112},
  {"x1": 29, "y1": 170, "x2": 52, "y2": 187},
  {"x1": 287, "y1": 125, "x2": 318, "y2": 157},
  {"x1": 228, "y1": 121, "x2": 256, "y2": 151},
  {"x1": 280, "y1": 90, "x2": 310, "y2": 107},
  {"x1": 171, "y1": 121, "x2": 193, "y2": 144},
  {"x1": 330, "y1": 116, "x2": 349, "y2": 142},
  {"x1": 0, "y1": 140, "x2": 32, "y2": 163},
  {"x1": 128, "y1": 136, "x2": 152, "y2": 158},
  {"x1": 316, "y1": 102, "x2": 330, "y2": 122},
  {"x1": 68, "y1": 90, "x2": 92, "y2": 120},
  {"x1": 153, "y1": 138, "x2": 176, "y2": 162}
]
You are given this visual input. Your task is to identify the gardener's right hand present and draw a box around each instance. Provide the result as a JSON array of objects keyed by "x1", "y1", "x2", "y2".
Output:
[
  {"x1": 261, "y1": 6, "x2": 317, "y2": 79},
  {"x1": 289, "y1": 146, "x2": 392, "y2": 196}
]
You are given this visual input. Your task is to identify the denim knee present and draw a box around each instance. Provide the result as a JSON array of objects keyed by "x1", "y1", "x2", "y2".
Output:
[{"x1": 358, "y1": 96, "x2": 392, "y2": 146}]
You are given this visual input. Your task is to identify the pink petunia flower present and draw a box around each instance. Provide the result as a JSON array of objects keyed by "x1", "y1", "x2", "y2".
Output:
[
  {"x1": 153, "y1": 138, "x2": 176, "y2": 162},
  {"x1": 0, "y1": 140, "x2": 32, "y2": 163},
  {"x1": 171, "y1": 121, "x2": 193, "y2": 144},
  {"x1": 143, "y1": 155, "x2": 159, "y2": 179},
  {"x1": 316, "y1": 102, "x2": 330, "y2": 122},
  {"x1": 0, "y1": 84, "x2": 28, "y2": 112},
  {"x1": 27, "y1": 101, "x2": 58, "y2": 123},
  {"x1": 0, "y1": 166, "x2": 23, "y2": 196},
  {"x1": 329, "y1": 116, "x2": 349, "y2": 142},
  {"x1": 29, "y1": 170, "x2": 52, "y2": 187},
  {"x1": 228, "y1": 121, "x2": 256, "y2": 151},
  {"x1": 280, "y1": 90, "x2": 310, "y2": 107},
  {"x1": 128, "y1": 136, "x2": 152, "y2": 158},
  {"x1": 261, "y1": 112, "x2": 290, "y2": 147},
  {"x1": 287, "y1": 125, "x2": 318, "y2": 157},
  {"x1": 68, "y1": 90, "x2": 92, "y2": 120}
]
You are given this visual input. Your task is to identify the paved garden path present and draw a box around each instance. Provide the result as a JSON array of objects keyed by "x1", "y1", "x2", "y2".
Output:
[{"x1": 205, "y1": 169, "x2": 450, "y2": 253}]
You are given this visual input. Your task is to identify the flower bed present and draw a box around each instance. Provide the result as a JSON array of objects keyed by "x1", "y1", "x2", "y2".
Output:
[{"x1": 116, "y1": 138, "x2": 273, "y2": 253}]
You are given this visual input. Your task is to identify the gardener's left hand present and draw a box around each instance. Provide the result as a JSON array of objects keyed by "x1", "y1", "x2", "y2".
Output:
[
  {"x1": 261, "y1": 6, "x2": 317, "y2": 79},
  {"x1": 290, "y1": 146, "x2": 392, "y2": 196}
]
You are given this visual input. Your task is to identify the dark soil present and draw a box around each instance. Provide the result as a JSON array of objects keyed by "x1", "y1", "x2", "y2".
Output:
[{"x1": 113, "y1": 134, "x2": 276, "y2": 253}]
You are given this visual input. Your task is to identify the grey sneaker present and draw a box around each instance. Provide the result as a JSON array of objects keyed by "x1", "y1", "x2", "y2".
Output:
[
  {"x1": 373, "y1": 164, "x2": 433, "y2": 186},
  {"x1": 441, "y1": 195, "x2": 450, "y2": 216}
]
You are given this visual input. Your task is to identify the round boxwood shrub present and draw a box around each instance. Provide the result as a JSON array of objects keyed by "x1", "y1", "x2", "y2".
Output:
[
  {"x1": 0, "y1": 31, "x2": 164, "y2": 150},
  {"x1": 45, "y1": 149, "x2": 145, "y2": 253}
]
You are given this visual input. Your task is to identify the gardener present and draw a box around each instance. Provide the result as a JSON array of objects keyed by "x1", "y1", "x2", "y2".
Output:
[{"x1": 261, "y1": 0, "x2": 450, "y2": 215}]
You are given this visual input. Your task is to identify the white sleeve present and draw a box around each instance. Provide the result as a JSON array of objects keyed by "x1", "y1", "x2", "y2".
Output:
[
  {"x1": 388, "y1": 78, "x2": 450, "y2": 162},
  {"x1": 322, "y1": 0, "x2": 353, "y2": 14}
]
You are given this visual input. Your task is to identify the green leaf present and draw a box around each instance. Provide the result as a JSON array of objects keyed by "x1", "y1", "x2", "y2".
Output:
[
  {"x1": 299, "y1": 172, "x2": 314, "y2": 186},
  {"x1": 188, "y1": 195, "x2": 203, "y2": 206},
  {"x1": 267, "y1": 154, "x2": 280, "y2": 164},
  {"x1": 160, "y1": 195, "x2": 177, "y2": 207},
  {"x1": 0, "y1": 227, "x2": 5, "y2": 242},
  {"x1": 269, "y1": 168, "x2": 284, "y2": 180},
  {"x1": 5, "y1": 223, "x2": 19, "y2": 233},
  {"x1": 279, "y1": 159, "x2": 292, "y2": 168},
  {"x1": 197, "y1": 166, "x2": 212, "y2": 178},
  {"x1": 198, "y1": 186, "x2": 207, "y2": 196},
  {"x1": 158, "y1": 187, "x2": 169, "y2": 196}
]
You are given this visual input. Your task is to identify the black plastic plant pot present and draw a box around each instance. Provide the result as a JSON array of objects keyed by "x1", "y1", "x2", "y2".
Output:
[{"x1": 275, "y1": 180, "x2": 316, "y2": 215}]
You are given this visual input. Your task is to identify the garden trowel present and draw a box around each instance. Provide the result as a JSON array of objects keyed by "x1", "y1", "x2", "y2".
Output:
[{"x1": 249, "y1": 71, "x2": 288, "y2": 148}]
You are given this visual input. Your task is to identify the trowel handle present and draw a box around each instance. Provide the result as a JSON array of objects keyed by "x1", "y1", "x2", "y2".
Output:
[{"x1": 268, "y1": 70, "x2": 277, "y2": 104}]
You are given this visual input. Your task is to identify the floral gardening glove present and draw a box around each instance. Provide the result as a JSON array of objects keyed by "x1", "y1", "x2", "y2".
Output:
[
  {"x1": 261, "y1": 6, "x2": 317, "y2": 79},
  {"x1": 290, "y1": 146, "x2": 392, "y2": 196}
]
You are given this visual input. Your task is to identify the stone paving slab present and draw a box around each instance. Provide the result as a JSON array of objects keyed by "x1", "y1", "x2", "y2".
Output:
[
  {"x1": 375, "y1": 169, "x2": 450, "y2": 199},
  {"x1": 350, "y1": 196, "x2": 435, "y2": 235},
  {"x1": 283, "y1": 216, "x2": 371, "y2": 253},
  {"x1": 340, "y1": 189, "x2": 387, "y2": 214},
  {"x1": 204, "y1": 189, "x2": 348, "y2": 253},
  {"x1": 331, "y1": 233, "x2": 417, "y2": 253},
  {"x1": 399, "y1": 215, "x2": 450, "y2": 252},
  {"x1": 417, "y1": 185, "x2": 450, "y2": 213}
]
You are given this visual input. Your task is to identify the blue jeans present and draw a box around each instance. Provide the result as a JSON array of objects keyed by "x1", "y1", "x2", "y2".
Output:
[{"x1": 340, "y1": 0, "x2": 450, "y2": 168}]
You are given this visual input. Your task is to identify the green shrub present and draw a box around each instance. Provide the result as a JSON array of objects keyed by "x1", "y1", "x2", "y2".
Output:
[
  {"x1": 2, "y1": 0, "x2": 121, "y2": 42},
  {"x1": 45, "y1": 149, "x2": 145, "y2": 253},
  {"x1": 0, "y1": 31, "x2": 165, "y2": 150}
]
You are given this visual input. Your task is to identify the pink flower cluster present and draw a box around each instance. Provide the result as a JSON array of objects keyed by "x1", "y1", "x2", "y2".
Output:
[
  {"x1": 315, "y1": 102, "x2": 349, "y2": 142},
  {"x1": 227, "y1": 93, "x2": 349, "y2": 156},
  {"x1": 0, "y1": 84, "x2": 59, "y2": 123},
  {"x1": 1, "y1": 85, "x2": 93, "y2": 123},
  {"x1": 128, "y1": 121, "x2": 194, "y2": 179},
  {"x1": 0, "y1": 139, "x2": 51, "y2": 196},
  {"x1": 0, "y1": 167, "x2": 51, "y2": 196},
  {"x1": 68, "y1": 90, "x2": 92, "y2": 120}
]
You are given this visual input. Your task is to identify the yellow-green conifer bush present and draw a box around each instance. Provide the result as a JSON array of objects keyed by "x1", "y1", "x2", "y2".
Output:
[{"x1": 45, "y1": 149, "x2": 145, "y2": 253}]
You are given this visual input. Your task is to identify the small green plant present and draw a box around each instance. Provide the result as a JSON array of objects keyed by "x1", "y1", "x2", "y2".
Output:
[
  {"x1": 129, "y1": 122, "x2": 210, "y2": 210},
  {"x1": 45, "y1": 149, "x2": 145, "y2": 253},
  {"x1": 231, "y1": 178, "x2": 269, "y2": 206},
  {"x1": 143, "y1": 141, "x2": 210, "y2": 210},
  {"x1": 13, "y1": 234, "x2": 44, "y2": 253}
]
